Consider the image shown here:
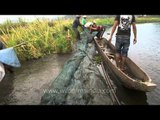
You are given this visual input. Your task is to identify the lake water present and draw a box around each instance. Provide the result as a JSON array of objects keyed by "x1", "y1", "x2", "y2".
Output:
[
  {"x1": 0, "y1": 54, "x2": 72, "y2": 105},
  {"x1": 0, "y1": 23, "x2": 160, "y2": 105},
  {"x1": 104, "y1": 23, "x2": 160, "y2": 105}
]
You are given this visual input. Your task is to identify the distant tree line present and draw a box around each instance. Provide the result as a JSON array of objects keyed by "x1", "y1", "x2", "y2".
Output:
[
  {"x1": 64, "y1": 15, "x2": 160, "y2": 19},
  {"x1": 64, "y1": 15, "x2": 116, "y2": 19}
]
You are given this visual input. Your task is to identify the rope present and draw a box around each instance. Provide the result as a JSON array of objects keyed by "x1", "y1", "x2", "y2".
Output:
[{"x1": 79, "y1": 46, "x2": 121, "y2": 105}]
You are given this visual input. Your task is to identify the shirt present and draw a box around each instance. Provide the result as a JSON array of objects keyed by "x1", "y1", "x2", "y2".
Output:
[
  {"x1": 72, "y1": 18, "x2": 81, "y2": 29},
  {"x1": 115, "y1": 15, "x2": 136, "y2": 36},
  {"x1": 82, "y1": 18, "x2": 87, "y2": 26},
  {"x1": 84, "y1": 22, "x2": 93, "y2": 28}
]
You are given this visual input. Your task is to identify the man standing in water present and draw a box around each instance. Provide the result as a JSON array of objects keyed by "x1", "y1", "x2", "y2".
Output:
[
  {"x1": 72, "y1": 15, "x2": 83, "y2": 41},
  {"x1": 108, "y1": 15, "x2": 137, "y2": 71}
]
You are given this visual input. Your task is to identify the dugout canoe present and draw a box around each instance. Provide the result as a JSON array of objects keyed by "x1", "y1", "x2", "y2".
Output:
[{"x1": 94, "y1": 38, "x2": 156, "y2": 92}]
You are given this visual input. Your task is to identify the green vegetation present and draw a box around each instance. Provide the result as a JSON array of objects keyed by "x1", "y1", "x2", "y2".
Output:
[
  {"x1": 0, "y1": 18, "x2": 76, "y2": 61},
  {"x1": 0, "y1": 16, "x2": 160, "y2": 61},
  {"x1": 88, "y1": 16, "x2": 160, "y2": 25},
  {"x1": 136, "y1": 17, "x2": 160, "y2": 23},
  {"x1": 0, "y1": 18, "x2": 28, "y2": 35},
  {"x1": 88, "y1": 18, "x2": 114, "y2": 26},
  {"x1": 94, "y1": 55, "x2": 103, "y2": 65}
]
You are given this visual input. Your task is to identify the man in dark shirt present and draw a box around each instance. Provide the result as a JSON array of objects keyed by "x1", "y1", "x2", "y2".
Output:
[
  {"x1": 72, "y1": 15, "x2": 83, "y2": 41},
  {"x1": 108, "y1": 15, "x2": 137, "y2": 71}
]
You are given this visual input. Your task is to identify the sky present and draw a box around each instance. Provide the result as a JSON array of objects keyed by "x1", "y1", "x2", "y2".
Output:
[{"x1": 0, "y1": 15, "x2": 65, "y2": 23}]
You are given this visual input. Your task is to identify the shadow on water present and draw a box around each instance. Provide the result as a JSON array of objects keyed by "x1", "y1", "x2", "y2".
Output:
[
  {"x1": 103, "y1": 61, "x2": 148, "y2": 105},
  {"x1": 0, "y1": 73, "x2": 15, "y2": 104},
  {"x1": 118, "y1": 88, "x2": 148, "y2": 105}
]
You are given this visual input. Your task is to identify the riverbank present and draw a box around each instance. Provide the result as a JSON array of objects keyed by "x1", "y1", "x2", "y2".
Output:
[
  {"x1": 1, "y1": 23, "x2": 160, "y2": 105},
  {"x1": 90, "y1": 16, "x2": 160, "y2": 25},
  {"x1": 1, "y1": 16, "x2": 160, "y2": 62},
  {"x1": 0, "y1": 18, "x2": 76, "y2": 61}
]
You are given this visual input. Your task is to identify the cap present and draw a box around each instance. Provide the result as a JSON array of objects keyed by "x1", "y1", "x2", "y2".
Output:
[
  {"x1": 93, "y1": 20, "x2": 96, "y2": 24},
  {"x1": 76, "y1": 15, "x2": 81, "y2": 18}
]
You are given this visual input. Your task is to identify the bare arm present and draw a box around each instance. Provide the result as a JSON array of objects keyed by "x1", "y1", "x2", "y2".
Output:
[
  {"x1": 132, "y1": 22, "x2": 137, "y2": 44},
  {"x1": 108, "y1": 20, "x2": 118, "y2": 42},
  {"x1": 90, "y1": 26, "x2": 98, "y2": 31}
]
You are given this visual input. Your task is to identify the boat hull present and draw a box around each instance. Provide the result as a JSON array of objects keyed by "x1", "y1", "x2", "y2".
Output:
[{"x1": 94, "y1": 38, "x2": 156, "y2": 92}]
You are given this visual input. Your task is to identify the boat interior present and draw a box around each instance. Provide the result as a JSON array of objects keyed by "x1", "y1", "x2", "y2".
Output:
[{"x1": 95, "y1": 39, "x2": 148, "y2": 82}]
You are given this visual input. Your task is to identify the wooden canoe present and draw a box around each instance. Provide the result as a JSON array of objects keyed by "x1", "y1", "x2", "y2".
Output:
[
  {"x1": 0, "y1": 62, "x2": 5, "y2": 82},
  {"x1": 94, "y1": 38, "x2": 157, "y2": 92}
]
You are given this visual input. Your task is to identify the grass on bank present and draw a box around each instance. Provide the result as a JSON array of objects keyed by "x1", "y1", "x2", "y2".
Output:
[
  {"x1": 0, "y1": 18, "x2": 76, "y2": 61},
  {"x1": 0, "y1": 16, "x2": 160, "y2": 61},
  {"x1": 88, "y1": 16, "x2": 160, "y2": 25}
]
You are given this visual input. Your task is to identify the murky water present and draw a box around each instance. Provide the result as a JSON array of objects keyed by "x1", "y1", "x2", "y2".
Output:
[
  {"x1": 104, "y1": 23, "x2": 160, "y2": 105},
  {"x1": 0, "y1": 23, "x2": 160, "y2": 105},
  {"x1": 0, "y1": 54, "x2": 72, "y2": 105}
]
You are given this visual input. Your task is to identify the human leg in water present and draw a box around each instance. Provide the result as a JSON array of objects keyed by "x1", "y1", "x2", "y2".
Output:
[
  {"x1": 115, "y1": 53, "x2": 122, "y2": 68},
  {"x1": 120, "y1": 56, "x2": 126, "y2": 71},
  {"x1": 120, "y1": 39, "x2": 130, "y2": 71}
]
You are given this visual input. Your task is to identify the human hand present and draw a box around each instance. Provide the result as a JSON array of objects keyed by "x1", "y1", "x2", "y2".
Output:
[
  {"x1": 108, "y1": 36, "x2": 112, "y2": 43},
  {"x1": 133, "y1": 38, "x2": 137, "y2": 45}
]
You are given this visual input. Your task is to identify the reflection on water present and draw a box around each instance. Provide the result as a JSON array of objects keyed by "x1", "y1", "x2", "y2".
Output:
[
  {"x1": 107, "y1": 23, "x2": 160, "y2": 105},
  {"x1": 103, "y1": 61, "x2": 148, "y2": 105}
]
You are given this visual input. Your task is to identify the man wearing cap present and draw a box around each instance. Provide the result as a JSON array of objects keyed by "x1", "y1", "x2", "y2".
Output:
[
  {"x1": 72, "y1": 15, "x2": 83, "y2": 41},
  {"x1": 88, "y1": 21, "x2": 106, "y2": 39},
  {"x1": 82, "y1": 15, "x2": 87, "y2": 27}
]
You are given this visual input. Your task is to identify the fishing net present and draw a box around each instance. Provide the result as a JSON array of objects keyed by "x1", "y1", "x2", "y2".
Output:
[{"x1": 41, "y1": 29, "x2": 113, "y2": 105}]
